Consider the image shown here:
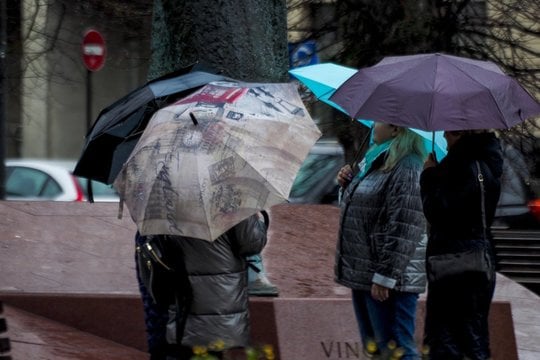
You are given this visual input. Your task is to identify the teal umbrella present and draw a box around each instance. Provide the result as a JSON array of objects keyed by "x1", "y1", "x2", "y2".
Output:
[
  {"x1": 289, "y1": 62, "x2": 447, "y2": 160},
  {"x1": 289, "y1": 63, "x2": 356, "y2": 113}
]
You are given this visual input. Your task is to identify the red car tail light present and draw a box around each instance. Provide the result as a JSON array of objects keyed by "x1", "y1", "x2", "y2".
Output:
[
  {"x1": 528, "y1": 199, "x2": 540, "y2": 222},
  {"x1": 70, "y1": 175, "x2": 85, "y2": 202}
]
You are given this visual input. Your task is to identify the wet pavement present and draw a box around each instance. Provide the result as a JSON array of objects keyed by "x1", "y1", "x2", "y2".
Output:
[
  {"x1": 0, "y1": 201, "x2": 538, "y2": 359},
  {"x1": 5, "y1": 304, "x2": 146, "y2": 359}
]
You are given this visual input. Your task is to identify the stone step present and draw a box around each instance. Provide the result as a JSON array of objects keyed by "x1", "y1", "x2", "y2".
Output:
[
  {"x1": 499, "y1": 276, "x2": 540, "y2": 284},
  {"x1": 497, "y1": 250, "x2": 540, "y2": 259},
  {"x1": 495, "y1": 245, "x2": 540, "y2": 251},
  {"x1": 492, "y1": 230, "x2": 540, "y2": 238},
  {"x1": 498, "y1": 259, "x2": 540, "y2": 267},
  {"x1": 499, "y1": 268, "x2": 540, "y2": 276}
]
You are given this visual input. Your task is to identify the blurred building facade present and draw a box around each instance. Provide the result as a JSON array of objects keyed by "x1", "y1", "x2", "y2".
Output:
[
  {"x1": 6, "y1": 0, "x2": 539, "y2": 164},
  {"x1": 9, "y1": 0, "x2": 151, "y2": 160}
]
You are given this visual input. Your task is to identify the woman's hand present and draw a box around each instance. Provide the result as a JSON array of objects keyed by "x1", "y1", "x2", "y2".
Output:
[
  {"x1": 371, "y1": 283, "x2": 390, "y2": 302},
  {"x1": 423, "y1": 152, "x2": 438, "y2": 170},
  {"x1": 337, "y1": 165, "x2": 353, "y2": 188}
]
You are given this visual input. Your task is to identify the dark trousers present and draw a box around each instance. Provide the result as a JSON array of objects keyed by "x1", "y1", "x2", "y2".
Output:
[
  {"x1": 135, "y1": 233, "x2": 171, "y2": 358},
  {"x1": 424, "y1": 271, "x2": 496, "y2": 360}
]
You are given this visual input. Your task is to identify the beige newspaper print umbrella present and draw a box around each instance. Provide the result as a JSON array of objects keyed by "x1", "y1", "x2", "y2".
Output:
[{"x1": 114, "y1": 81, "x2": 321, "y2": 241}]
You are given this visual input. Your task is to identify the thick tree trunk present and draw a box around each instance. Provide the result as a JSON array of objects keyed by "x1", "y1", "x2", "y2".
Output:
[{"x1": 148, "y1": 0, "x2": 288, "y2": 83}]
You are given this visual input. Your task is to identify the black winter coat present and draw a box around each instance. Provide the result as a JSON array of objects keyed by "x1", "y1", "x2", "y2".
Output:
[
  {"x1": 421, "y1": 133, "x2": 503, "y2": 257},
  {"x1": 420, "y1": 133, "x2": 503, "y2": 359}
]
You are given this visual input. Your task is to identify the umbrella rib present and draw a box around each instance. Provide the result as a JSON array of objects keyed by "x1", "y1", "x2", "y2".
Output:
[
  {"x1": 427, "y1": 59, "x2": 439, "y2": 130},
  {"x1": 195, "y1": 152, "x2": 214, "y2": 240},
  {"x1": 446, "y1": 61, "x2": 509, "y2": 128},
  {"x1": 223, "y1": 138, "x2": 288, "y2": 198},
  {"x1": 226, "y1": 121, "x2": 296, "y2": 198},
  {"x1": 317, "y1": 87, "x2": 337, "y2": 101}
]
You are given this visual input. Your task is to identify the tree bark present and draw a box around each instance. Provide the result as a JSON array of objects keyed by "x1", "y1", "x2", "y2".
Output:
[{"x1": 148, "y1": 0, "x2": 288, "y2": 83}]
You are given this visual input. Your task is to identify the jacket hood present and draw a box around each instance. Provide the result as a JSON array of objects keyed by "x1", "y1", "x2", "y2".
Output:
[{"x1": 445, "y1": 132, "x2": 503, "y2": 179}]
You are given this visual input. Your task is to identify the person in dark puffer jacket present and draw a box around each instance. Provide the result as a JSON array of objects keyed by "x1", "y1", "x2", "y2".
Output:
[
  {"x1": 147, "y1": 213, "x2": 267, "y2": 360},
  {"x1": 135, "y1": 211, "x2": 270, "y2": 360},
  {"x1": 336, "y1": 122, "x2": 428, "y2": 359},
  {"x1": 421, "y1": 131, "x2": 503, "y2": 360}
]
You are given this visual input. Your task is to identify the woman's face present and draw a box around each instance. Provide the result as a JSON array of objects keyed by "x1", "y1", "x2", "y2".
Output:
[{"x1": 372, "y1": 122, "x2": 399, "y2": 144}]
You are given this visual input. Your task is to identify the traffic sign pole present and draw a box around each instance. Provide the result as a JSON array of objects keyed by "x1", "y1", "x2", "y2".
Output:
[
  {"x1": 81, "y1": 29, "x2": 106, "y2": 132},
  {"x1": 86, "y1": 70, "x2": 92, "y2": 131},
  {"x1": 81, "y1": 29, "x2": 105, "y2": 201}
]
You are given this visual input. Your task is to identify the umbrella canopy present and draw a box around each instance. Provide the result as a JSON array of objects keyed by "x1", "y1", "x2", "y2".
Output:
[
  {"x1": 114, "y1": 81, "x2": 321, "y2": 241},
  {"x1": 289, "y1": 63, "x2": 357, "y2": 113},
  {"x1": 330, "y1": 53, "x2": 540, "y2": 131},
  {"x1": 290, "y1": 62, "x2": 448, "y2": 159},
  {"x1": 73, "y1": 68, "x2": 228, "y2": 184}
]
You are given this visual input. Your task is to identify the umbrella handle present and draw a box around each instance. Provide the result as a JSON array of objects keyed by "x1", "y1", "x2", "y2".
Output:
[
  {"x1": 189, "y1": 112, "x2": 198, "y2": 125},
  {"x1": 350, "y1": 126, "x2": 372, "y2": 172},
  {"x1": 431, "y1": 131, "x2": 437, "y2": 162},
  {"x1": 86, "y1": 179, "x2": 94, "y2": 203},
  {"x1": 117, "y1": 199, "x2": 124, "y2": 219}
]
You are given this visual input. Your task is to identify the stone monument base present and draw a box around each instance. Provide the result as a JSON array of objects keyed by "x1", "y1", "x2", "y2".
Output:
[{"x1": 0, "y1": 293, "x2": 518, "y2": 360}]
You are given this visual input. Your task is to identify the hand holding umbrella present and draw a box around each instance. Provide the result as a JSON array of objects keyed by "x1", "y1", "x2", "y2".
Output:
[
  {"x1": 423, "y1": 152, "x2": 438, "y2": 170},
  {"x1": 337, "y1": 164, "x2": 354, "y2": 188}
]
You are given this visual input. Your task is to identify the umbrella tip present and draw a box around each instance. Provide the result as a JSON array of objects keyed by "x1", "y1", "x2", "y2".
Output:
[{"x1": 189, "y1": 112, "x2": 198, "y2": 126}]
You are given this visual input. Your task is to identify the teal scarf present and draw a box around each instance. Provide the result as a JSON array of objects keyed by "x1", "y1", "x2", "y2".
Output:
[{"x1": 356, "y1": 139, "x2": 392, "y2": 180}]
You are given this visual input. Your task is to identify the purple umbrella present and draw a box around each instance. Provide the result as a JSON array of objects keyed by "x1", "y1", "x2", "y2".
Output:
[{"x1": 330, "y1": 53, "x2": 540, "y2": 131}]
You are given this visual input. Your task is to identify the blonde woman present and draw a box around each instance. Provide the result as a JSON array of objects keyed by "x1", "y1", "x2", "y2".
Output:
[{"x1": 336, "y1": 122, "x2": 427, "y2": 359}]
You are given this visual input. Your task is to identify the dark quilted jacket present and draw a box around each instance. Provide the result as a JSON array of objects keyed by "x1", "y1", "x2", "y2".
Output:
[
  {"x1": 335, "y1": 153, "x2": 427, "y2": 293},
  {"x1": 135, "y1": 214, "x2": 267, "y2": 356},
  {"x1": 156, "y1": 215, "x2": 267, "y2": 349}
]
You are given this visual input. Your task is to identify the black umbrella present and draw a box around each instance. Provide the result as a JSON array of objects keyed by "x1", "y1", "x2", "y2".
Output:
[{"x1": 73, "y1": 66, "x2": 228, "y2": 184}]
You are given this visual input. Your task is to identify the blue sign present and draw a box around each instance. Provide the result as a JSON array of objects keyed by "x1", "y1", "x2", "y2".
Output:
[{"x1": 289, "y1": 40, "x2": 320, "y2": 69}]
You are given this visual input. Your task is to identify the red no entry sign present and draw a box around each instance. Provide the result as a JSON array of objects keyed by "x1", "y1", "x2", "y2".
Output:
[{"x1": 82, "y1": 29, "x2": 106, "y2": 72}]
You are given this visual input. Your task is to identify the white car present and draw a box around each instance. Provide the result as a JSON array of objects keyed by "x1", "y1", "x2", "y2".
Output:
[{"x1": 5, "y1": 159, "x2": 119, "y2": 202}]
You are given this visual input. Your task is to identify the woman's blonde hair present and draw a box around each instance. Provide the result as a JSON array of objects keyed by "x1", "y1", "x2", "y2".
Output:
[{"x1": 382, "y1": 127, "x2": 427, "y2": 171}]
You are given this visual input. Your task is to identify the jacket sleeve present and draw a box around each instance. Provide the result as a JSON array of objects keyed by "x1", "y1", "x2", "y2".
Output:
[
  {"x1": 372, "y1": 161, "x2": 426, "y2": 289},
  {"x1": 230, "y1": 213, "x2": 268, "y2": 257}
]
